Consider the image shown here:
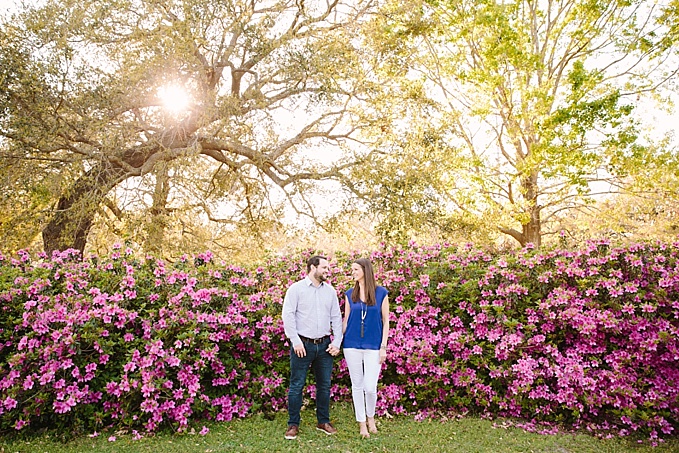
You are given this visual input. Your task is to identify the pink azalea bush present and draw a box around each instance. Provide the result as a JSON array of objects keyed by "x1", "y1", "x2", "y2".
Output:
[
  {"x1": 0, "y1": 240, "x2": 677, "y2": 443},
  {"x1": 374, "y1": 241, "x2": 678, "y2": 444}
]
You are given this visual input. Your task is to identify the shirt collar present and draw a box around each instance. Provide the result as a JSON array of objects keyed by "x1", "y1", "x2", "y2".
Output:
[{"x1": 304, "y1": 276, "x2": 324, "y2": 287}]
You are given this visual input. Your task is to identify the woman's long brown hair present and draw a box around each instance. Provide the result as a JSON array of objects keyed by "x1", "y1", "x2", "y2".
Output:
[{"x1": 351, "y1": 258, "x2": 377, "y2": 306}]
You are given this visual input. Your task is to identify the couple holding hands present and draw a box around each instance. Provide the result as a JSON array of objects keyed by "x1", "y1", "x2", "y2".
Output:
[{"x1": 281, "y1": 255, "x2": 389, "y2": 440}]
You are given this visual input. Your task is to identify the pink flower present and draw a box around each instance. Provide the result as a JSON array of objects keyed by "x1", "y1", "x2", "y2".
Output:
[
  {"x1": 4, "y1": 397, "x2": 17, "y2": 410},
  {"x1": 199, "y1": 426, "x2": 209, "y2": 435},
  {"x1": 641, "y1": 303, "x2": 656, "y2": 313}
]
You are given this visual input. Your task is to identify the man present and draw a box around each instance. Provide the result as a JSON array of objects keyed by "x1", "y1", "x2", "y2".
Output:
[{"x1": 282, "y1": 255, "x2": 343, "y2": 440}]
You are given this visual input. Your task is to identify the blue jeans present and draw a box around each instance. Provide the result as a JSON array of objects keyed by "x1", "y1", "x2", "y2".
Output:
[{"x1": 287, "y1": 337, "x2": 333, "y2": 426}]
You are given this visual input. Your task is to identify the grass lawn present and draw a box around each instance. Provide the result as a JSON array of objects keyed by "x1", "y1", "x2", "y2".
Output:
[{"x1": 1, "y1": 403, "x2": 677, "y2": 453}]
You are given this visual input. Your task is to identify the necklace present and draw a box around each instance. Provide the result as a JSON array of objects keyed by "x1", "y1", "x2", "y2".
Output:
[{"x1": 360, "y1": 301, "x2": 367, "y2": 338}]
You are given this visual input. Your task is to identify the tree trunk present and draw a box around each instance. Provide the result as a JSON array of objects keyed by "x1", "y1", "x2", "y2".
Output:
[
  {"x1": 143, "y1": 162, "x2": 171, "y2": 257},
  {"x1": 521, "y1": 201, "x2": 541, "y2": 247},
  {"x1": 522, "y1": 169, "x2": 541, "y2": 247},
  {"x1": 41, "y1": 117, "x2": 203, "y2": 255},
  {"x1": 42, "y1": 162, "x2": 128, "y2": 255},
  {"x1": 499, "y1": 169, "x2": 542, "y2": 247}
]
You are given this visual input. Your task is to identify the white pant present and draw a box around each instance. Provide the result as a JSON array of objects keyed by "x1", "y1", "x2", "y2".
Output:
[{"x1": 343, "y1": 348, "x2": 381, "y2": 422}]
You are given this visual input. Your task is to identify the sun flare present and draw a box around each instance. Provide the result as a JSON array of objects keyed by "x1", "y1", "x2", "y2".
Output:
[{"x1": 158, "y1": 84, "x2": 191, "y2": 115}]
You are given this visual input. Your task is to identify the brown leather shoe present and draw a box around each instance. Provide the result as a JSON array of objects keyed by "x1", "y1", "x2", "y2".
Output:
[
  {"x1": 284, "y1": 425, "x2": 299, "y2": 440},
  {"x1": 316, "y1": 422, "x2": 337, "y2": 435}
]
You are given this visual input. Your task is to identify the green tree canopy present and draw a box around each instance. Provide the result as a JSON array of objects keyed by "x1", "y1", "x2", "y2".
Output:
[{"x1": 354, "y1": 0, "x2": 679, "y2": 247}]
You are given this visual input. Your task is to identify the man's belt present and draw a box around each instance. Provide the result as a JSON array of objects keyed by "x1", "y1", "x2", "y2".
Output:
[{"x1": 298, "y1": 335, "x2": 330, "y2": 344}]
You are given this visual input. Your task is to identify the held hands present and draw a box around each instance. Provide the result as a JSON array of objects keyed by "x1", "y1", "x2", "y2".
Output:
[{"x1": 326, "y1": 344, "x2": 340, "y2": 356}]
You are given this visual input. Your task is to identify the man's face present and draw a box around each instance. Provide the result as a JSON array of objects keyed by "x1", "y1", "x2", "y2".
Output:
[{"x1": 312, "y1": 259, "x2": 330, "y2": 282}]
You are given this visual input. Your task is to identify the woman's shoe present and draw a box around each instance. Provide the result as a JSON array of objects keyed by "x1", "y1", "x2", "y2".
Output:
[
  {"x1": 359, "y1": 422, "x2": 370, "y2": 438},
  {"x1": 367, "y1": 417, "x2": 378, "y2": 434}
]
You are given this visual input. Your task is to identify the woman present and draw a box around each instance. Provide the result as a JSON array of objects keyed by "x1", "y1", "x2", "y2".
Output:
[{"x1": 342, "y1": 258, "x2": 390, "y2": 438}]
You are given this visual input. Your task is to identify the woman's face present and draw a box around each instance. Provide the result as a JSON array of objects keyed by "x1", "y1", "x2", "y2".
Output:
[{"x1": 351, "y1": 263, "x2": 364, "y2": 282}]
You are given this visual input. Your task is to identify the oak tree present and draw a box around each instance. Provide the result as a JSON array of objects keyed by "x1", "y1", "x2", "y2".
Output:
[{"x1": 0, "y1": 0, "x2": 382, "y2": 254}]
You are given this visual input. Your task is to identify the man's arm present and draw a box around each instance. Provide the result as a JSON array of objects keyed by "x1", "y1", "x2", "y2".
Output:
[
  {"x1": 329, "y1": 290, "x2": 343, "y2": 350},
  {"x1": 282, "y1": 284, "x2": 302, "y2": 347}
]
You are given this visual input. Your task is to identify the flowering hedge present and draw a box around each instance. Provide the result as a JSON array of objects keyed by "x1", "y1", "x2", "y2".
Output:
[{"x1": 0, "y1": 240, "x2": 677, "y2": 442}]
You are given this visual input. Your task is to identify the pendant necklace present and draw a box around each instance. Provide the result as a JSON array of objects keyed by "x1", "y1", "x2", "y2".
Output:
[{"x1": 360, "y1": 300, "x2": 367, "y2": 338}]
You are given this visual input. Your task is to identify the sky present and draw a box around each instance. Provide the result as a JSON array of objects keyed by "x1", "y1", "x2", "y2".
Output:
[{"x1": 1, "y1": 0, "x2": 18, "y2": 12}]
